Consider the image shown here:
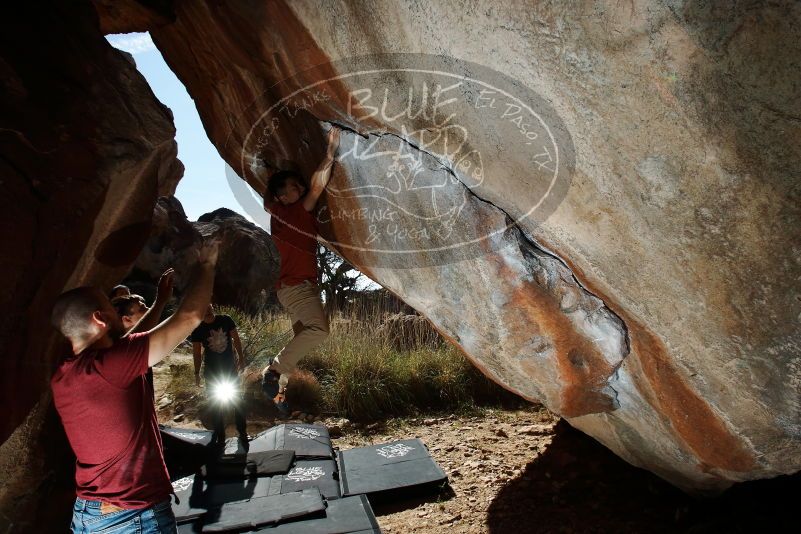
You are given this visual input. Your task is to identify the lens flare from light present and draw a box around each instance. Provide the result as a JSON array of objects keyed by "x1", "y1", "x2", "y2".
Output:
[{"x1": 211, "y1": 379, "x2": 237, "y2": 404}]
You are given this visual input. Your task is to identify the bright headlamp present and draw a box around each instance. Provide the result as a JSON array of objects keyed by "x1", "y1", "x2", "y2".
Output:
[{"x1": 210, "y1": 378, "x2": 237, "y2": 404}]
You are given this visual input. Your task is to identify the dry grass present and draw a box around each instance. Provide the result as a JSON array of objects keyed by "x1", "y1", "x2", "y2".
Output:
[{"x1": 165, "y1": 302, "x2": 524, "y2": 422}]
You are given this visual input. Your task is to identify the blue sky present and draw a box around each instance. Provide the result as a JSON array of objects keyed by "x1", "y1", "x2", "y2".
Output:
[
  {"x1": 106, "y1": 33, "x2": 376, "y2": 289},
  {"x1": 106, "y1": 32, "x2": 261, "y2": 223}
]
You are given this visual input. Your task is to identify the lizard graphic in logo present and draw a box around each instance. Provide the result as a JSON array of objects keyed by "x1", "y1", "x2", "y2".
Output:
[
  {"x1": 289, "y1": 427, "x2": 321, "y2": 440},
  {"x1": 376, "y1": 443, "x2": 415, "y2": 459},
  {"x1": 286, "y1": 466, "x2": 325, "y2": 482}
]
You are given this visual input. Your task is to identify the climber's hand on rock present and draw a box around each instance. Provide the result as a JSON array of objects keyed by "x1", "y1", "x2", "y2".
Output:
[
  {"x1": 325, "y1": 126, "x2": 340, "y2": 161},
  {"x1": 156, "y1": 268, "x2": 175, "y2": 301}
]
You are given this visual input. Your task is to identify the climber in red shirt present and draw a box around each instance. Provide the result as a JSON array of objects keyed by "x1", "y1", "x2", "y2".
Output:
[
  {"x1": 50, "y1": 240, "x2": 219, "y2": 533},
  {"x1": 261, "y1": 125, "x2": 340, "y2": 416}
]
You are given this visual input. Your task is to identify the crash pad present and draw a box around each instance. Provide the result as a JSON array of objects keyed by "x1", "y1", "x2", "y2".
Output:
[
  {"x1": 249, "y1": 424, "x2": 334, "y2": 459},
  {"x1": 337, "y1": 439, "x2": 447, "y2": 499}
]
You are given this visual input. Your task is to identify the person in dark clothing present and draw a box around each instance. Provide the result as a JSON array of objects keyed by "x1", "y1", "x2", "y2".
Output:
[{"x1": 191, "y1": 304, "x2": 247, "y2": 448}]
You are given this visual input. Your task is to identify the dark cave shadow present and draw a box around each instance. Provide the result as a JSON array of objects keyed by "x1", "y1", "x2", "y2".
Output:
[
  {"x1": 370, "y1": 483, "x2": 456, "y2": 516},
  {"x1": 487, "y1": 420, "x2": 801, "y2": 534}
]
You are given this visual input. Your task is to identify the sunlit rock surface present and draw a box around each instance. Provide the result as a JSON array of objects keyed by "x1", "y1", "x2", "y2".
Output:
[
  {"x1": 132, "y1": 0, "x2": 800, "y2": 492},
  {"x1": 1, "y1": 6, "x2": 799, "y2": 532}
]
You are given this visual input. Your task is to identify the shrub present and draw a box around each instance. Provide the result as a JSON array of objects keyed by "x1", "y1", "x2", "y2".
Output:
[
  {"x1": 165, "y1": 305, "x2": 527, "y2": 422},
  {"x1": 285, "y1": 369, "x2": 323, "y2": 413}
]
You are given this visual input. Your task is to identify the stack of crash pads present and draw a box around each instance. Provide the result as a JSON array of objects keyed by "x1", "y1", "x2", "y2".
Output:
[
  {"x1": 160, "y1": 425, "x2": 215, "y2": 479},
  {"x1": 162, "y1": 423, "x2": 448, "y2": 533}
]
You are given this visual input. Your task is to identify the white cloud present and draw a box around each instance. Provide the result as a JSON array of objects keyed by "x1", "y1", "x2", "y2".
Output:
[{"x1": 106, "y1": 32, "x2": 156, "y2": 54}]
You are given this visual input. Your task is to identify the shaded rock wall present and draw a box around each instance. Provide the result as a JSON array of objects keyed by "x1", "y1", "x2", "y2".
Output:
[
  {"x1": 117, "y1": 0, "x2": 800, "y2": 492},
  {"x1": 194, "y1": 208, "x2": 280, "y2": 311},
  {"x1": 130, "y1": 198, "x2": 280, "y2": 312},
  {"x1": 0, "y1": 2, "x2": 182, "y2": 530},
  {"x1": 133, "y1": 196, "x2": 200, "y2": 292}
]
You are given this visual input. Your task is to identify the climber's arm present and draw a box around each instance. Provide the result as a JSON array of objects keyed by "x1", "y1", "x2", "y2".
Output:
[
  {"x1": 129, "y1": 268, "x2": 173, "y2": 334},
  {"x1": 146, "y1": 240, "x2": 218, "y2": 367},
  {"x1": 303, "y1": 126, "x2": 340, "y2": 212}
]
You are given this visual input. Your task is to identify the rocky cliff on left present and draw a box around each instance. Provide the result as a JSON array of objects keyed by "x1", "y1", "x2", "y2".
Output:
[{"x1": 0, "y1": 3, "x2": 182, "y2": 530}]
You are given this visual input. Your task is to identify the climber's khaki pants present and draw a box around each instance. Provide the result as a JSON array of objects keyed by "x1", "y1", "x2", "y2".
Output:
[{"x1": 271, "y1": 280, "x2": 329, "y2": 386}]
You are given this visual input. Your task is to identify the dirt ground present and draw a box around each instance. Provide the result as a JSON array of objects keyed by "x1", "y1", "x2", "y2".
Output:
[
  {"x1": 330, "y1": 412, "x2": 800, "y2": 534},
  {"x1": 154, "y1": 358, "x2": 801, "y2": 534}
]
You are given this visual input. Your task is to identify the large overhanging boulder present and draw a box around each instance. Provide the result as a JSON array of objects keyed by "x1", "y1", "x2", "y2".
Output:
[
  {"x1": 0, "y1": 6, "x2": 798, "y2": 532},
  {"x1": 106, "y1": 0, "x2": 798, "y2": 493}
]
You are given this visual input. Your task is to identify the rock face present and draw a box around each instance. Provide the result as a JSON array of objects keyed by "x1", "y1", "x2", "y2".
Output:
[
  {"x1": 0, "y1": 2, "x2": 182, "y2": 530},
  {"x1": 131, "y1": 196, "x2": 200, "y2": 295},
  {"x1": 130, "y1": 198, "x2": 280, "y2": 312},
  {"x1": 124, "y1": 0, "x2": 800, "y2": 493},
  {"x1": 194, "y1": 207, "x2": 281, "y2": 311},
  {"x1": 0, "y1": 5, "x2": 798, "y2": 531}
]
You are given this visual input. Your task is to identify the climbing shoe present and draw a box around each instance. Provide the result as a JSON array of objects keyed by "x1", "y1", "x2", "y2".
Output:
[
  {"x1": 274, "y1": 389, "x2": 290, "y2": 419},
  {"x1": 261, "y1": 369, "x2": 281, "y2": 399}
]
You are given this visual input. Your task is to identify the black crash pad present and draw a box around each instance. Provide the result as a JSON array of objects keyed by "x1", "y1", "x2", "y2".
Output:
[
  {"x1": 171, "y1": 474, "x2": 275, "y2": 523},
  {"x1": 256, "y1": 494, "x2": 381, "y2": 534},
  {"x1": 178, "y1": 494, "x2": 381, "y2": 534},
  {"x1": 172, "y1": 460, "x2": 340, "y2": 523},
  {"x1": 249, "y1": 424, "x2": 334, "y2": 459},
  {"x1": 192, "y1": 488, "x2": 325, "y2": 532},
  {"x1": 337, "y1": 439, "x2": 447, "y2": 499},
  {"x1": 274, "y1": 459, "x2": 341, "y2": 500},
  {"x1": 201, "y1": 450, "x2": 295, "y2": 479},
  {"x1": 160, "y1": 425, "x2": 214, "y2": 448},
  {"x1": 161, "y1": 426, "x2": 215, "y2": 479}
]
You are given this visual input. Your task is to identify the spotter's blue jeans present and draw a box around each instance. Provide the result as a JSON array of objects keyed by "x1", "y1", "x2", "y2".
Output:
[{"x1": 70, "y1": 497, "x2": 177, "y2": 533}]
